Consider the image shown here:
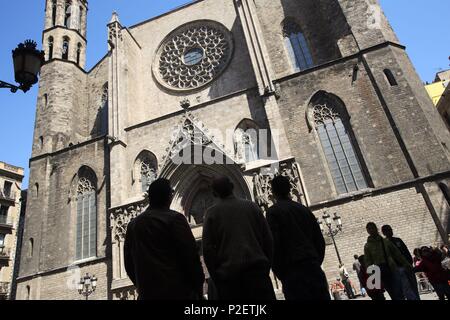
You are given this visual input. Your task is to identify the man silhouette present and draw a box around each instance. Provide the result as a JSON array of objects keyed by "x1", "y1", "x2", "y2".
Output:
[
  {"x1": 266, "y1": 175, "x2": 330, "y2": 300},
  {"x1": 124, "y1": 178, "x2": 205, "y2": 300},
  {"x1": 381, "y1": 225, "x2": 420, "y2": 300},
  {"x1": 202, "y1": 176, "x2": 275, "y2": 300}
]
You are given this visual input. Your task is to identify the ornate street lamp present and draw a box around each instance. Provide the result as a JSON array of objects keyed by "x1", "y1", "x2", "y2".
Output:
[
  {"x1": 318, "y1": 211, "x2": 343, "y2": 266},
  {"x1": 77, "y1": 273, "x2": 97, "y2": 301},
  {"x1": 0, "y1": 40, "x2": 44, "y2": 93}
]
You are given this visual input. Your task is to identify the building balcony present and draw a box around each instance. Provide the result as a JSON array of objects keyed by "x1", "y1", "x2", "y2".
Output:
[
  {"x1": 0, "y1": 188, "x2": 16, "y2": 205},
  {"x1": 0, "y1": 247, "x2": 11, "y2": 265},
  {"x1": 0, "y1": 282, "x2": 9, "y2": 298}
]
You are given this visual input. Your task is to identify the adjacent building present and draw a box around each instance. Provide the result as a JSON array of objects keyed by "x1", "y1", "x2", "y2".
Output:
[
  {"x1": 0, "y1": 161, "x2": 24, "y2": 300},
  {"x1": 16, "y1": 0, "x2": 450, "y2": 300},
  {"x1": 425, "y1": 69, "x2": 450, "y2": 106}
]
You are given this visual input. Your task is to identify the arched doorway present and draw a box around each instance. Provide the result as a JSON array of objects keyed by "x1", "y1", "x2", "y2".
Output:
[{"x1": 164, "y1": 163, "x2": 251, "y2": 226}]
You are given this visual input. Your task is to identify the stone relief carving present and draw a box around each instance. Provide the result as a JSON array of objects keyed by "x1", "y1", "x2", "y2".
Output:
[
  {"x1": 154, "y1": 21, "x2": 234, "y2": 91},
  {"x1": 110, "y1": 203, "x2": 146, "y2": 241},
  {"x1": 312, "y1": 103, "x2": 340, "y2": 125},
  {"x1": 253, "y1": 161, "x2": 304, "y2": 213}
]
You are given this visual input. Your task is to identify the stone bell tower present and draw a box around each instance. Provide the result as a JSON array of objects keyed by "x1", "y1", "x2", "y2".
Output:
[
  {"x1": 32, "y1": 0, "x2": 89, "y2": 157},
  {"x1": 43, "y1": 0, "x2": 87, "y2": 66}
]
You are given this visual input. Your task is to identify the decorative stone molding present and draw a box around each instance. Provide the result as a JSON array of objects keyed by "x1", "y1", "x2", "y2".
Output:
[
  {"x1": 113, "y1": 287, "x2": 138, "y2": 300},
  {"x1": 153, "y1": 20, "x2": 234, "y2": 92},
  {"x1": 110, "y1": 202, "x2": 146, "y2": 241},
  {"x1": 252, "y1": 160, "x2": 305, "y2": 213}
]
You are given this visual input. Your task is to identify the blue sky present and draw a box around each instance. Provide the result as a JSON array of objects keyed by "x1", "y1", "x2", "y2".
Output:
[{"x1": 0, "y1": 0, "x2": 449, "y2": 188}]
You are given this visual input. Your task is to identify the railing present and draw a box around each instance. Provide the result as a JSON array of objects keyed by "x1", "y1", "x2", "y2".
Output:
[
  {"x1": 0, "y1": 188, "x2": 15, "y2": 202},
  {"x1": 0, "y1": 282, "x2": 9, "y2": 296}
]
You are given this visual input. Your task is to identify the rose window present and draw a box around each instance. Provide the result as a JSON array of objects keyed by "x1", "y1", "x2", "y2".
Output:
[{"x1": 153, "y1": 21, "x2": 234, "y2": 91}]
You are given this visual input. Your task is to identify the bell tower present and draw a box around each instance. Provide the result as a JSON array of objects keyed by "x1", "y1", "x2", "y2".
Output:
[
  {"x1": 31, "y1": 0, "x2": 89, "y2": 157},
  {"x1": 43, "y1": 0, "x2": 87, "y2": 68}
]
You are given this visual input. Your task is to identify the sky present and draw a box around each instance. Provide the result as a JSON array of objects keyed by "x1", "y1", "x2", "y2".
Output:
[{"x1": 0, "y1": 0, "x2": 449, "y2": 188}]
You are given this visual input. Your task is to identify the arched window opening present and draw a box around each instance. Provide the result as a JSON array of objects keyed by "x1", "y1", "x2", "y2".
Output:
[
  {"x1": 39, "y1": 136, "x2": 44, "y2": 149},
  {"x1": 62, "y1": 38, "x2": 70, "y2": 60},
  {"x1": 26, "y1": 286, "x2": 31, "y2": 300},
  {"x1": 75, "y1": 171, "x2": 97, "y2": 261},
  {"x1": 384, "y1": 69, "x2": 398, "y2": 86},
  {"x1": 48, "y1": 37, "x2": 54, "y2": 60},
  {"x1": 282, "y1": 19, "x2": 314, "y2": 72},
  {"x1": 234, "y1": 120, "x2": 260, "y2": 163},
  {"x1": 76, "y1": 43, "x2": 82, "y2": 65},
  {"x1": 311, "y1": 94, "x2": 368, "y2": 194},
  {"x1": 51, "y1": 0, "x2": 57, "y2": 27},
  {"x1": 29, "y1": 238, "x2": 34, "y2": 258},
  {"x1": 64, "y1": 0, "x2": 72, "y2": 28},
  {"x1": 34, "y1": 183, "x2": 39, "y2": 198},
  {"x1": 78, "y1": 6, "x2": 83, "y2": 32},
  {"x1": 134, "y1": 151, "x2": 158, "y2": 193}
]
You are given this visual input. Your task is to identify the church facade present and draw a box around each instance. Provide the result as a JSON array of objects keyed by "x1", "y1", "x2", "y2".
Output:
[{"x1": 16, "y1": 0, "x2": 450, "y2": 300}]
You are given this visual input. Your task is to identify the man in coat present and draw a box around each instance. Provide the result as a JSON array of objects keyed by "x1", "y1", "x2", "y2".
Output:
[
  {"x1": 266, "y1": 175, "x2": 330, "y2": 300},
  {"x1": 202, "y1": 176, "x2": 275, "y2": 300},
  {"x1": 124, "y1": 178, "x2": 205, "y2": 300}
]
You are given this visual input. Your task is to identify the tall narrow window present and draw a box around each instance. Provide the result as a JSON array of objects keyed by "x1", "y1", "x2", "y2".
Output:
[
  {"x1": 75, "y1": 177, "x2": 97, "y2": 261},
  {"x1": 62, "y1": 38, "x2": 69, "y2": 60},
  {"x1": 34, "y1": 183, "x2": 39, "y2": 198},
  {"x1": 76, "y1": 43, "x2": 82, "y2": 65},
  {"x1": 283, "y1": 20, "x2": 314, "y2": 72},
  {"x1": 384, "y1": 69, "x2": 398, "y2": 86},
  {"x1": 234, "y1": 120, "x2": 260, "y2": 163},
  {"x1": 26, "y1": 286, "x2": 31, "y2": 300},
  {"x1": 29, "y1": 238, "x2": 34, "y2": 258},
  {"x1": 78, "y1": 6, "x2": 83, "y2": 32},
  {"x1": 51, "y1": 0, "x2": 57, "y2": 26},
  {"x1": 48, "y1": 37, "x2": 54, "y2": 60},
  {"x1": 3, "y1": 181, "x2": 12, "y2": 199},
  {"x1": 0, "y1": 205, "x2": 8, "y2": 224},
  {"x1": 64, "y1": 0, "x2": 72, "y2": 28},
  {"x1": 0, "y1": 233, "x2": 5, "y2": 247},
  {"x1": 313, "y1": 102, "x2": 368, "y2": 194}
]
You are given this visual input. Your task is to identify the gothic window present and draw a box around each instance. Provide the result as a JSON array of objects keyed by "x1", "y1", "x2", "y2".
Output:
[
  {"x1": 64, "y1": 0, "x2": 72, "y2": 28},
  {"x1": 234, "y1": 120, "x2": 260, "y2": 163},
  {"x1": 76, "y1": 43, "x2": 82, "y2": 65},
  {"x1": 283, "y1": 20, "x2": 314, "y2": 72},
  {"x1": 312, "y1": 100, "x2": 368, "y2": 194},
  {"x1": 51, "y1": 0, "x2": 57, "y2": 27},
  {"x1": 48, "y1": 37, "x2": 54, "y2": 60},
  {"x1": 62, "y1": 38, "x2": 70, "y2": 60},
  {"x1": 75, "y1": 176, "x2": 97, "y2": 261},
  {"x1": 134, "y1": 151, "x2": 158, "y2": 193},
  {"x1": 384, "y1": 69, "x2": 398, "y2": 86}
]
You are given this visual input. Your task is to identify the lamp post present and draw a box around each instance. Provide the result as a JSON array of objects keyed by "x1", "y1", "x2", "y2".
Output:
[
  {"x1": 77, "y1": 273, "x2": 97, "y2": 301},
  {"x1": 318, "y1": 211, "x2": 343, "y2": 266},
  {"x1": 0, "y1": 40, "x2": 44, "y2": 93}
]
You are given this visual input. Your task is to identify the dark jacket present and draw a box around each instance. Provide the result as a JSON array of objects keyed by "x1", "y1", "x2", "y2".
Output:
[
  {"x1": 124, "y1": 208, "x2": 205, "y2": 300},
  {"x1": 202, "y1": 196, "x2": 273, "y2": 281},
  {"x1": 266, "y1": 199, "x2": 325, "y2": 281},
  {"x1": 387, "y1": 237, "x2": 413, "y2": 265},
  {"x1": 364, "y1": 235, "x2": 411, "y2": 271}
]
